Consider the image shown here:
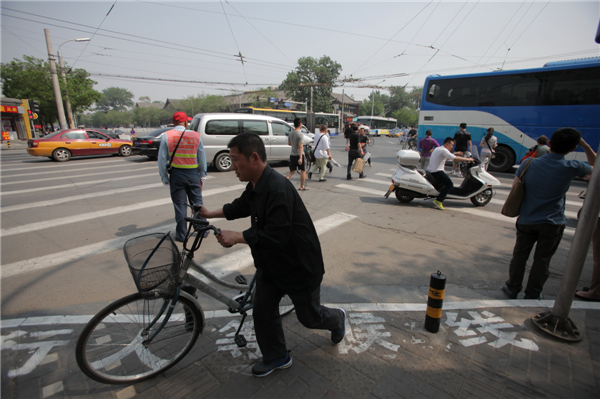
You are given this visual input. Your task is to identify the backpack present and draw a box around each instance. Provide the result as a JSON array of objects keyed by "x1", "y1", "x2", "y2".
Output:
[{"x1": 520, "y1": 145, "x2": 538, "y2": 163}]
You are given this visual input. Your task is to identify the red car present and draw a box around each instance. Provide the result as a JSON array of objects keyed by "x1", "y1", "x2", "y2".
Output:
[{"x1": 27, "y1": 129, "x2": 133, "y2": 162}]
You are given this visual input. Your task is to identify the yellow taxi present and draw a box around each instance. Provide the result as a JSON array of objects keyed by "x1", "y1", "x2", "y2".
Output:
[{"x1": 27, "y1": 129, "x2": 133, "y2": 162}]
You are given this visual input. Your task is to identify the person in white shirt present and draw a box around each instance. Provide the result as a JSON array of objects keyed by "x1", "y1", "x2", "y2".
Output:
[
  {"x1": 426, "y1": 137, "x2": 474, "y2": 210},
  {"x1": 308, "y1": 125, "x2": 332, "y2": 182}
]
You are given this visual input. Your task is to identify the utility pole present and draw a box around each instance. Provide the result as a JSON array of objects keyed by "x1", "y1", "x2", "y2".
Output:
[
  {"x1": 57, "y1": 50, "x2": 74, "y2": 128},
  {"x1": 45, "y1": 29, "x2": 68, "y2": 130},
  {"x1": 370, "y1": 90, "x2": 375, "y2": 119},
  {"x1": 310, "y1": 87, "x2": 313, "y2": 112}
]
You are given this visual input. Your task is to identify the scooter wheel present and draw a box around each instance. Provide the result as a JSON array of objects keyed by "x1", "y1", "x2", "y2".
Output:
[{"x1": 395, "y1": 190, "x2": 414, "y2": 203}]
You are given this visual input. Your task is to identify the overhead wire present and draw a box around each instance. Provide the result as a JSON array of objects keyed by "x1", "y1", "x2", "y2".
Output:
[
  {"x1": 352, "y1": 0, "x2": 434, "y2": 75},
  {"x1": 70, "y1": 0, "x2": 118, "y2": 70},
  {"x1": 219, "y1": 0, "x2": 248, "y2": 84}
]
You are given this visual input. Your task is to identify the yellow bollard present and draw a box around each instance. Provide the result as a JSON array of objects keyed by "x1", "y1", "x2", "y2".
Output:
[
  {"x1": 7, "y1": 140, "x2": 10, "y2": 149},
  {"x1": 425, "y1": 271, "x2": 446, "y2": 333}
]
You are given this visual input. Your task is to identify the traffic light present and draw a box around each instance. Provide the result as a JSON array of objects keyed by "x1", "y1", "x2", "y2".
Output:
[
  {"x1": 31, "y1": 100, "x2": 40, "y2": 113},
  {"x1": 28, "y1": 109, "x2": 34, "y2": 120}
]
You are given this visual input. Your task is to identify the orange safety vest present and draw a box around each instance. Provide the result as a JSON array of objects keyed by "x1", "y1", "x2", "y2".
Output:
[{"x1": 166, "y1": 129, "x2": 201, "y2": 169}]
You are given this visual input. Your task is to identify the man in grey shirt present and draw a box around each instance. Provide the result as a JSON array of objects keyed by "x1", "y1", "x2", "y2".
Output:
[{"x1": 285, "y1": 118, "x2": 309, "y2": 190}]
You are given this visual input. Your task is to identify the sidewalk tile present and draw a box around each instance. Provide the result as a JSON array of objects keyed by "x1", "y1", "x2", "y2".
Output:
[
  {"x1": 277, "y1": 378, "x2": 309, "y2": 399},
  {"x1": 335, "y1": 367, "x2": 376, "y2": 399},
  {"x1": 465, "y1": 363, "x2": 506, "y2": 395},
  {"x1": 371, "y1": 374, "x2": 398, "y2": 399},
  {"x1": 354, "y1": 352, "x2": 389, "y2": 381},
  {"x1": 133, "y1": 387, "x2": 163, "y2": 399}
]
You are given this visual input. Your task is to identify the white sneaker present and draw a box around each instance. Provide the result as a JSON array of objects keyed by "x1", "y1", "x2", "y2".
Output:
[
  {"x1": 451, "y1": 170, "x2": 456, "y2": 175},
  {"x1": 457, "y1": 172, "x2": 462, "y2": 178}
]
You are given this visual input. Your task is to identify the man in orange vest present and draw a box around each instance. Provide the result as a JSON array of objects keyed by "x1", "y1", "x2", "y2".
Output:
[{"x1": 158, "y1": 112, "x2": 207, "y2": 242}]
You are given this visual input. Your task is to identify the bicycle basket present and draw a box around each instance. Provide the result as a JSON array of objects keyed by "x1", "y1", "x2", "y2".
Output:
[{"x1": 124, "y1": 233, "x2": 182, "y2": 298}]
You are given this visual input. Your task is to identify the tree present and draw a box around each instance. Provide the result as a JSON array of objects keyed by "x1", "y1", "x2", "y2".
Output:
[
  {"x1": 96, "y1": 87, "x2": 134, "y2": 112},
  {"x1": 0, "y1": 55, "x2": 100, "y2": 127},
  {"x1": 251, "y1": 88, "x2": 279, "y2": 108},
  {"x1": 280, "y1": 56, "x2": 342, "y2": 113},
  {"x1": 359, "y1": 90, "x2": 389, "y2": 117},
  {"x1": 138, "y1": 96, "x2": 151, "y2": 103},
  {"x1": 392, "y1": 108, "x2": 419, "y2": 128},
  {"x1": 178, "y1": 93, "x2": 227, "y2": 116}
]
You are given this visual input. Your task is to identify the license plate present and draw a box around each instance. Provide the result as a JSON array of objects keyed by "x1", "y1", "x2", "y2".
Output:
[
  {"x1": 133, "y1": 142, "x2": 139, "y2": 147},
  {"x1": 388, "y1": 184, "x2": 395, "y2": 191}
]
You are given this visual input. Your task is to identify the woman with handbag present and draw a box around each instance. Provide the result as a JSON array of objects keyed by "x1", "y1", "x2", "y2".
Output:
[
  {"x1": 479, "y1": 127, "x2": 497, "y2": 170},
  {"x1": 346, "y1": 124, "x2": 366, "y2": 180}
]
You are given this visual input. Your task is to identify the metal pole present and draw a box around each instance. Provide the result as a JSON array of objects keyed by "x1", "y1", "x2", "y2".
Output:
[
  {"x1": 57, "y1": 50, "x2": 74, "y2": 129},
  {"x1": 310, "y1": 87, "x2": 313, "y2": 112},
  {"x1": 532, "y1": 142, "x2": 600, "y2": 341},
  {"x1": 341, "y1": 89, "x2": 345, "y2": 125},
  {"x1": 45, "y1": 29, "x2": 68, "y2": 130},
  {"x1": 554, "y1": 143, "x2": 600, "y2": 318},
  {"x1": 370, "y1": 90, "x2": 375, "y2": 119}
]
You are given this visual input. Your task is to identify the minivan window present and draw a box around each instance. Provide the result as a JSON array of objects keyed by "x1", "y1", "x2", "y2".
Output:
[
  {"x1": 271, "y1": 122, "x2": 289, "y2": 136},
  {"x1": 205, "y1": 120, "x2": 239, "y2": 135},
  {"x1": 242, "y1": 121, "x2": 268, "y2": 136}
]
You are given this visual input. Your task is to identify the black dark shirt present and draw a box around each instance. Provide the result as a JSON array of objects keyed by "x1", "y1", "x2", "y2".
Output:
[
  {"x1": 222, "y1": 165, "x2": 324, "y2": 293},
  {"x1": 453, "y1": 130, "x2": 471, "y2": 152},
  {"x1": 408, "y1": 129, "x2": 417, "y2": 138},
  {"x1": 344, "y1": 127, "x2": 353, "y2": 139},
  {"x1": 349, "y1": 132, "x2": 361, "y2": 150}
]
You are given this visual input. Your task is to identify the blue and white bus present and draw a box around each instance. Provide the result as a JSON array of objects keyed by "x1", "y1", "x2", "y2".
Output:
[
  {"x1": 355, "y1": 116, "x2": 397, "y2": 136},
  {"x1": 418, "y1": 57, "x2": 600, "y2": 172}
]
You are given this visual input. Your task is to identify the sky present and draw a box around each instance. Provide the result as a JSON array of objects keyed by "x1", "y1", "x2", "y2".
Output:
[{"x1": 1, "y1": 0, "x2": 599, "y2": 105}]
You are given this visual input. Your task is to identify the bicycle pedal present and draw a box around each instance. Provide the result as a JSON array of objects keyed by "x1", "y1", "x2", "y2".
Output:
[
  {"x1": 234, "y1": 335, "x2": 247, "y2": 348},
  {"x1": 235, "y1": 275, "x2": 248, "y2": 285}
]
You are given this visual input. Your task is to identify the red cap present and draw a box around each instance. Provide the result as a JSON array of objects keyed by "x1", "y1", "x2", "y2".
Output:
[{"x1": 172, "y1": 111, "x2": 188, "y2": 123}]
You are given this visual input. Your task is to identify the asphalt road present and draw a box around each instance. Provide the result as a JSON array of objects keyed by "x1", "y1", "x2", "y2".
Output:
[{"x1": 0, "y1": 136, "x2": 593, "y2": 317}]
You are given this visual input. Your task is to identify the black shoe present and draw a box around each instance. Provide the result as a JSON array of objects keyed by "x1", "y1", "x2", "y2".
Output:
[
  {"x1": 331, "y1": 308, "x2": 346, "y2": 345},
  {"x1": 308, "y1": 172, "x2": 312, "y2": 180},
  {"x1": 359, "y1": 174, "x2": 366, "y2": 179},
  {"x1": 347, "y1": 175, "x2": 352, "y2": 180},
  {"x1": 252, "y1": 351, "x2": 292, "y2": 377},
  {"x1": 318, "y1": 179, "x2": 327, "y2": 182},
  {"x1": 524, "y1": 293, "x2": 544, "y2": 300},
  {"x1": 502, "y1": 284, "x2": 518, "y2": 299},
  {"x1": 328, "y1": 165, "x2": 333, "y2": 173}
]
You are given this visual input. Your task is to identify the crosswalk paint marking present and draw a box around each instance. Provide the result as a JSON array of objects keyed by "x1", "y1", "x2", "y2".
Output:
[
  {"x1": 1, "y1": 173, "x2": 158, "y2": 196},
  {"x1": 2, "y1": 213, "x2": 356, "y2": 279},
  {"x1": 188, "y1": 212, "x2": 357, "y2": 284},
  {"x1": 1, "y1": 183, "x2": 163, "y2": 213},
  {"x1": 2, "y1": 300, "x2": 599, "y2": 327},
  {"x1": 1, "y1": 163, "x2": 152, "y2": 179},
  {"x1": 0, "y1": 158, "x2": 138, "y2": 173},
  {"x1": 336, "y1": 182, "x2": 577, "y2": 237},
  {"x1": 0, "y1": 185, "x2": 245, "y2": 237},
  {"x1": 0, "y1": 166, "x2": 158, "y2": 186}
]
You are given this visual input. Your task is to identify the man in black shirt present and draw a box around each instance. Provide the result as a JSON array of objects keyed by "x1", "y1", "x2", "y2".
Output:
[
  {"x1": 198, "y1": 133, "x2": 346, "y2": 377},
  {"x1": 452, "y1": 122, "x2": 472, "y2": 176},
  {"x1": 347, "y1": 124, "x2": 366, "y2": 180}
]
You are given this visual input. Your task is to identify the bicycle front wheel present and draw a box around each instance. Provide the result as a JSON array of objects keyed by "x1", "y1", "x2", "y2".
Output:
[
  {"x1": 367, "y1": 137, "x2": 374, "y2": 147},
  {"x1": 76, "y1": 293, "x2": 203, "y2": 384}
]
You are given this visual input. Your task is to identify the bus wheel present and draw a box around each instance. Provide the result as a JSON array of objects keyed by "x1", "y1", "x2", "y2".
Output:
[{"x1": 488, "y1": 145, "x2": 515, "y2": 173}]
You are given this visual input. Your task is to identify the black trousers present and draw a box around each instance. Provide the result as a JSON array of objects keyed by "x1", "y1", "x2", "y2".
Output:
[
  {"x1": 506, "y1": 223, "x2": 565, "y2": 298},
  {"x1": 347, "y1": 149, "x2": 363, "y2": 177},
  {"x1": 253, "y1": 270, "x2": 344, "y2": 363},
  {"x1": 430, "y1": 171, "x2": 453, "y2": 202}
]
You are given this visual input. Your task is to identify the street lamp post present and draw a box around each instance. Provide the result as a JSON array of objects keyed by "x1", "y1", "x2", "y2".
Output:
[
  {"x1": 58, "y1": 38, "x2": 90, "y2": 129},
  {"x1": 45, "y1": 29, "x2": 68, "y2": 130}
]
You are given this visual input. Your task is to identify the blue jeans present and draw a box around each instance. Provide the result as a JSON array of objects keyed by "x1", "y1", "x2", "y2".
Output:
[
  {"x1": 431, "y1": 171, "x2": 453, "y2": 202},
  {"x1": 169, "y1": 168, "x2": 203, "y2": 240}
]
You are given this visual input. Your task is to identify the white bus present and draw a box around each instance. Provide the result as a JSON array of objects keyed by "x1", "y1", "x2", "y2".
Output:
[{"x1": 354, "y1": 116, "x2": 397, "y2": 136}]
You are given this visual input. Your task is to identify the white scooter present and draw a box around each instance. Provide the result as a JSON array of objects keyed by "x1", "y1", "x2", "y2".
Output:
[{"x1": 384, "y1": 148, "x2": 501, "y2": 206}]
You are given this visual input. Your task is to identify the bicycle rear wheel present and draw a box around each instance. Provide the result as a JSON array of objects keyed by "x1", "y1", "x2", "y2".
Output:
[{"x1": 76, "y1": 293, "x2": 203, "y2": 384}]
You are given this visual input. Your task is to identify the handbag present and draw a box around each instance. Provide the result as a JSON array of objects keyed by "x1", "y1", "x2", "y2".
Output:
[
  {"x1": 352, "y1": 157, "x2": 367, "y2": 174},
  {"x1": 501, "y1": 159, "x2": 534, "y2": 217},
  {"x1": 484, "y1": 136, "x2": 496, "y2": 158}
]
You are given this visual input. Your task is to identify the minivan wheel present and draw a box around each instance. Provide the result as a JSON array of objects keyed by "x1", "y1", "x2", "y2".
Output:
[{"x1": 215, "y1": 153, "x2": 232, "y2": 172}]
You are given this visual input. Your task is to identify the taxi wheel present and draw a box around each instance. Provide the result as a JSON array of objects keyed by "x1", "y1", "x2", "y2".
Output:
[
  {"x1": 119, "y1": 145, "x2": 132, "y2": 157},
  {"x1": 52, "y1": 148, "x2": 71, "y2": 162}
]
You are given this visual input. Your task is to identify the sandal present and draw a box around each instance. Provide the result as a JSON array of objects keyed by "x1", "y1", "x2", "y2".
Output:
[
  {"x1": 299, "y1": 187, "x2": 309, "y2": 191},
  {"x1": 575, "y1": 291, "x2": 600, "y2": 302}
]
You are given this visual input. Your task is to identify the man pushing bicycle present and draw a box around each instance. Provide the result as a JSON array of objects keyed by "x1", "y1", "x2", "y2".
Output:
[{"x1": 197, "y1": 133, "x2": 346, "y2": 377}]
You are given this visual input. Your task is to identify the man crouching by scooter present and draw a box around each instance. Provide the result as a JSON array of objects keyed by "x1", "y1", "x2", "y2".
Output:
[{"x1": 426, "y1": 137, "x2": 474, "y2": 211}]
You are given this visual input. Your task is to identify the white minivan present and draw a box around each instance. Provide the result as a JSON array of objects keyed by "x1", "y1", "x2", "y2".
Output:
[{"x1": 188, "y1": 113, "x2": 307, "y2": 172}]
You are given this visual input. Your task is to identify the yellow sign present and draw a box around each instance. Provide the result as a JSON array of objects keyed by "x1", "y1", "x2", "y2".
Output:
[{"x1": 32, "y1": 113, "x2": 38, "y2": 119}]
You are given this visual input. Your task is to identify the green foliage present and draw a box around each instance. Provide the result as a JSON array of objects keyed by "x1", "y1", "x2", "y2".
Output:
[
  {"x1": 280, "y1": 56, "x2": 342, "y2": 113},
  {"x1": 0, "y1": 55, "x2": 100, "y2": 127},
  {"x1": 251, "y1": 88, "x2": 279, "y2": 108},
  {"x1": 178, "y1": 93, "x2": 228, "y2": 116},
  {"x1": 133, "y1": 107, "x2": 171, "y2": 127},
  {"x1": 392, "y1": 108, "x2": 419, "y2": 128},
  {"x1": 96, "y1": 87, "x2": 135, "y2": 112}
]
